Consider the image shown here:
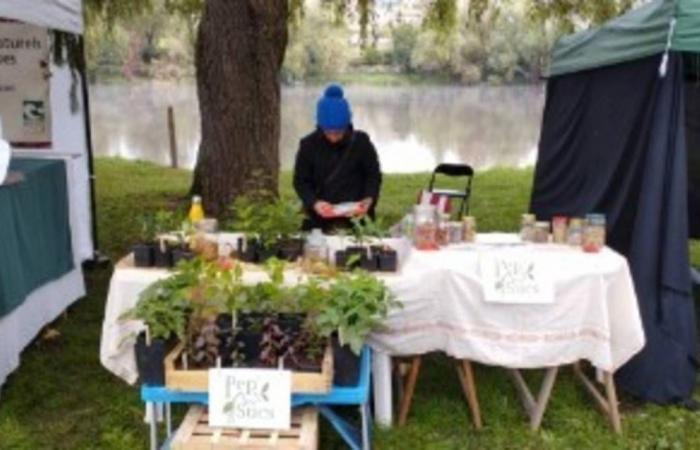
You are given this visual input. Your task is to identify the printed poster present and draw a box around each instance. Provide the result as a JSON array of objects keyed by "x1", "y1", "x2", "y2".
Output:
[{"x1": 0, "y1": 20, "x2": 51, "y2": 146}]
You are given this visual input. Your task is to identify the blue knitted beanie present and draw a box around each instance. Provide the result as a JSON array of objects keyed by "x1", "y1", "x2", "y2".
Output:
[{"x1": 316, "y1": 84, "x2": 352, "y2": 131}]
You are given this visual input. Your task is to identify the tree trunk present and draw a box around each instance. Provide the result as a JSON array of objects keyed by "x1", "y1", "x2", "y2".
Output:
[{"x1": 191, "y1": 0, "x2": 288, "y2": 216}]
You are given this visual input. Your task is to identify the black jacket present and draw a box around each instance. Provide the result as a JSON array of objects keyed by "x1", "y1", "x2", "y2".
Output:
[{"x1": 293, "y1": 128, "x2": 382, "y2": 231}]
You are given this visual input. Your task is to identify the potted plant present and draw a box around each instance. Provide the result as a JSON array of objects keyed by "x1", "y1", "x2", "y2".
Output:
[
  {"x1": 316, "y1": 271, "x2": 399, "y2": 386},
  {"x1": 230, "y1": 193, "x2": 304, "y2": 263},
  {"x1": 133, "y1": 214, "x2": 157, "y2": 267},
  {"x1": 360, "y1": 217, "x2": 400, "y2": 272},
  {"x1": 120, "y1": 274, "x2": 192, "y2": 385},
  {"x1": 172, "y1": 221, "x2": 197, "y2": 266},
  {"x1": 153, "y1": 210, "x2": 177, "y2": 268},
  {"x1": 336, "y1": 217, "x2": 397, "y2": 272}
]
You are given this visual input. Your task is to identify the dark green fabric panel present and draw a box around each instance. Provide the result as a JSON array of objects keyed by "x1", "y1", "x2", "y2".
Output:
[
  {"x1": 549, "y1": 0, "x2": 674, "y2": 77},
  {"x1": 674, "y1": 0, "x2": 700, "y2": 52},
  {"x1": 0, "y1": 158, "x2": 74, "y2": 318}
]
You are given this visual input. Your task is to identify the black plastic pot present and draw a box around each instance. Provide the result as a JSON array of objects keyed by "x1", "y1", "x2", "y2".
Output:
[
  {"x1": 172, "y1": 248, "x2": 195, "y2": 266},
  {"x1": 135, "y1": 332, "x2": 167, "y2": 386},
  {"x1": 153, "y1": 245, "x2": 173, "y2": 268},
  {"x1": 361, "y1": 255, "x2": 379, "y2": 272},
  {"x1": 378, "y1": 249, "x2": 398, "y2": 272},
  {"x1": 216, "y1": 313, "x2": 236, "y2": 366},
  {"x1": 345, "y1": 246, "x2": 368, "y2": 270},
  {"x1": 235, "y1": 331, "x2": 261, "y2": 364},
  {"x1": 332, "y1": 335, "x2": 361, "y2": 387},
  {"x1": 335, "y1": 250, "x2": 348, "y2": 270},
  {"x1": 277, "y1": 238, "x2": 304, "y2": 262},
  {"x1": 133, "y1": 243, "x2": 154, "y2": 267},
  {"x1": 278, "y1": 313, "x2": 305, "y2": 337},
  {"x1": 256, "y1": 243, "x2": 278, "y2": 263}
]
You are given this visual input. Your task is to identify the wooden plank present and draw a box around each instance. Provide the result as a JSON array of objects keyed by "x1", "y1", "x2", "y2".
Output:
[
  {"x1": 171, "y1": 406, "x2": 204, "y2": 450},
  {"x1": 397, "y1": 356, "x2": 421, "y2": 426},
  {"x1": 457, "y1": 360, "x2": 482, "y2": 429},
  {"x1": 530, "y1": 367, "x2": 559, "y2": 430},
  {"x1": 603, "y1": 371, "x2": 622, "y2": 434},
  {"x1": 173, "y1": 406, "x2": 319, "y2": 449},
  {"x1": 509, "y1": 370, "x2": 536, "y2": 415},
  {"x1": 165, "y1": 343, "x2": 333, "y2": 394},
  {"x1": 572, "y1": 363, "x2": 610, "y2": 416}
]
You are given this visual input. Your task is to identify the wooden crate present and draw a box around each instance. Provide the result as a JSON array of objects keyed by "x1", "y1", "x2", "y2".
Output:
[
  {"x1": 164, "y1": 342, "x2": 333, "y2": 394},
  {"x1": 171, "y1": 406, "x2": 318, "y2": 450}
]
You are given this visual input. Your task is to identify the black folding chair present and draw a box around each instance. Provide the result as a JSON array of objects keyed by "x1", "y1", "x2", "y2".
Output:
[{"x1": 427, "y1": 163, "x2": 474, "y2": 218}]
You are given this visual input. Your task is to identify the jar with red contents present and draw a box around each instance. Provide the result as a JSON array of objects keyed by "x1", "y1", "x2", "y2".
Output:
[{"x1": 413, "y1": 205, "x2": 439, "y2": 250}]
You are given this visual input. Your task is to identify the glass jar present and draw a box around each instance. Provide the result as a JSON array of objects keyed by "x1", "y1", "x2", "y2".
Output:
[
  {"x1": 448, "y1": 222, "x2": 464, "y2": 244},
  {"x1": 437, "y1": 213, "x2": 451, "y2": 246},
  {"x1": 567, "y1": 218, "x2": 584, "y2": 246},
  {"x1": 462, "y1": 216, "x2": 477, "y2": 243},
  {"x1": 552, "y1": 216, "x2": 568, "y2": 244},
  {"x1": 534, "y1": 221, "x2": 550, "y2": 243},
  {"x1": 413, "y1": 205, "x2": 438, "y2": 250},
  {"x1": 520, "y1": 213, "x2": 536, "y2": 242},
  {"x1": 583, "y1": 214, "x2": 606, "y2": 253},
  {"x1": 304, "y1": 228, "x2": 328, "y2": 263}
]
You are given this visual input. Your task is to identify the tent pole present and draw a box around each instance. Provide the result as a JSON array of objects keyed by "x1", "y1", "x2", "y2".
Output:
[{"x1": 77, "y1": 35, "x2": 110, "y2": 269}]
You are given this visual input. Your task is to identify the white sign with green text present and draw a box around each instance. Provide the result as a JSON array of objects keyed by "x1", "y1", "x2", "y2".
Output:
[{"x1": 208, "y1": 368, "x2": 291, "y2": 429}]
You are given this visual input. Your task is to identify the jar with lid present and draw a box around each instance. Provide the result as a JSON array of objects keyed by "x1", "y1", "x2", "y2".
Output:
[
  {"x1": 567, "y1": 218, "x2": 584, "y2": 246},
  {"x1": 462, "y1": 216, "x2": 477, "y2": 243},
  {"x1": 437, "y1": 213, "x2": 451, "y2": 246},
  {"x1": 552, "y1": 216, "x2": 568, "y2": 244},
  {"x1": 304, "y1": 228, "x2": 328, "y2": 264},
  {"x1": 583, "y1": 214, "x2": 606, "y2": 253},
  {"x1": 520, "y1": 213, "x2": 536, "y2": 242},
  {"x1": 413, "y1": 205, "x2": 438, "y2": 250},
  {"x1": 534, "y1": 221, "x2": 550, "y2": 243}
]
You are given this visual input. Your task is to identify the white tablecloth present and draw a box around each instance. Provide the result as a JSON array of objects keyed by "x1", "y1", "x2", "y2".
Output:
[
  {"x1": 372, "y1": 237, "x2": 644, "y2": 372},
  {"x1": 100, "y1": 234, "x2": 412, "y2": 385}
]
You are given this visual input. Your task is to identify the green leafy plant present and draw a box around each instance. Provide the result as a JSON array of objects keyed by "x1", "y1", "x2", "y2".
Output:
[
  {"x1": 136, "y1": 213, "x2": 157, "y2": 243},
  {"x1": 120, "y1": 274, "x2": 192, "y2": 341},
  {"x1": 153, "y1": 210, "x2": 178, "y2": 236},
  {"x1": 350, "y1": 216, "x2": 389, "y2": 247},
  {"x1": 229, "y1": 192, "x2": 303, "y2": 247},
  {"x1": 315, "y1": 270, "x2": 400, "y2": 354}
]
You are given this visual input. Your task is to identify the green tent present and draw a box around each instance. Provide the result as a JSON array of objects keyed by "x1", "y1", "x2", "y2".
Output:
[{"x1": 549, "y1": 0, "x2": 700, "y2": 76}]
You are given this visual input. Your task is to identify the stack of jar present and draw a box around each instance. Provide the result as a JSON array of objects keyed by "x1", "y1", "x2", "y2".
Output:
[
  {"x1": 412, "y1": 206, "x2": 479, "y2": 249},
  {"x1": 519, "y1": 213, "x2": 606, "y2": 252}
]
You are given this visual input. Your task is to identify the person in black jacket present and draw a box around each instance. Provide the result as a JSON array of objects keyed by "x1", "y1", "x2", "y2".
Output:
[{"x1": 293, "y1": 84, "x2": 382, "y2": 232}]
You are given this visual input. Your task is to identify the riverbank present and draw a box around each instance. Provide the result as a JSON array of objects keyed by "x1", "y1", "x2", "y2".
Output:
[{"x1": 0, "y1": 158, "x2": 697, "y2": 449}]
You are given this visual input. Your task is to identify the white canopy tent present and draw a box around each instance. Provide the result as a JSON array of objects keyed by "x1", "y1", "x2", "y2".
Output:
[
  {"x1": 0, "y1": 0, "x2": 83, "y2": 34},
  {"x1": 0, "y1": 0, "x2": 93, "y2": 389}
]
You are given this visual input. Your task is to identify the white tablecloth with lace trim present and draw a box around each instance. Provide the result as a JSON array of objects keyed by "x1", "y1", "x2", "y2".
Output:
[{"x1": 369, "y1": 233, "x2": 645, "y2": 424}]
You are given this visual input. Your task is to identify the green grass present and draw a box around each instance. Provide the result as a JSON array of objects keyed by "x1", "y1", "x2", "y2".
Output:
[{"x1": 0, "y1": 157, "x2": 698, "y2": 450}]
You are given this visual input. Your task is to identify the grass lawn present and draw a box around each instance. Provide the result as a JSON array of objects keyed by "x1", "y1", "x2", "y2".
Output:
[{"x1": 0, "y1": 158, "x2": 698, "y2": 450}]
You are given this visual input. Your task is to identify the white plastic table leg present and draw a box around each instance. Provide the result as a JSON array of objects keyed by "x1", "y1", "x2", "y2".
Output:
[
  {"x1": 372, "y1": 350, "x2": 393, "y2": 426},
  {"x1": 148, "y1": 402, "x2": 158, "y2": 450}
]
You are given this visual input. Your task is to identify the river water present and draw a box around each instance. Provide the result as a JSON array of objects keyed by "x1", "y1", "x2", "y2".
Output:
[{"x1": 90, "y1": 82, "x2": 545, "y2": 173}]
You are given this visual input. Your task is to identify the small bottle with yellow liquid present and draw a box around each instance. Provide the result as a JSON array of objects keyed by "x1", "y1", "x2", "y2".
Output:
[{"x1": 188, "y1": 195, "x2": 205, "y2": 223}]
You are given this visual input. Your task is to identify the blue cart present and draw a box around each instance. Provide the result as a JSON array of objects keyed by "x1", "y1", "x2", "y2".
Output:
[{"x1": 142, "y1": 346, "x2": 372, "y2": 450}]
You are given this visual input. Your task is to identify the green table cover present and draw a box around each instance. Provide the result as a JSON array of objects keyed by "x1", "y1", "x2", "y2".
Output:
[{"x1": 0, "y1": 158, "x2": 74, "y2": 318}]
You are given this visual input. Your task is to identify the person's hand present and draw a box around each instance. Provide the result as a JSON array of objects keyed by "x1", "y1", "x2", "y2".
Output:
[
  {"x1": 354, "y1": 198, "x2": 373, "y2": 217},
  {"x1": 314, "y1": 201, "x2": 335, "y2": 219}
]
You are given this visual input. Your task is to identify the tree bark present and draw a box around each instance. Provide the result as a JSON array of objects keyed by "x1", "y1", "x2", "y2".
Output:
[{"x1": 191, "y1": 0, "x2": 288, "y2": 216}]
